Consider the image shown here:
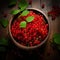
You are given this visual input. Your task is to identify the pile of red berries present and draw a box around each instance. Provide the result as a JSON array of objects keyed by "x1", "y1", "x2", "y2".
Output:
[{"x1": 11, "y1": 11, "x2": 48, "y2": 46}]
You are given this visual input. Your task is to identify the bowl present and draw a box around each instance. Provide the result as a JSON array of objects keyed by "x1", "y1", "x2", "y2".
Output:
[{"x1": 9, "y1": 8, "x2": 50, "y2": 50}]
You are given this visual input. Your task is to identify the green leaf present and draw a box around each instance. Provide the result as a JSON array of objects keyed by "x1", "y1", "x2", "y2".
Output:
[
  {"x1": 8, "y1": 0, "x2": 17, "y2": 7},
  {"x1": 10, "y1": 9, "x2": 20, "y2": 15},
  {"x1": 57, "y1": 46, "x2": 60, "y2": 50},
  {"x1": 18, "y1": 0, "x2": 28, "y2": 11},
  {"x1": 0, "y1": 18, "x2": 9, "y2": 28},
  {"x1": 20, "y1": 21, "x2": 27, "y2": 28},
  {"x1": 26, "y1": 16, "x2": 34, "y2": 22},
  {"x1": 0, "y1": 47, "x2": 6, "y2": 52},
  {"x1": 0, "y1": 37, "x2": 8, "y2": 46},
  {"x1": 21, "y1": 10, "x2": 29, "y2": 16},
  {"x1": 53, "y1": 33, "x2": 60, "y2": 45},
  {"x1": 9, "y1": 1, "x2": 16, "y2": 7},
  {"x1": 53, "y1": 33, "x2": 60, "y2": 38},
  {"x1": 20, "y1": 6, "x2": 27, "y2": 11},
  {"x1": 18, "y1": 10, "x2": 29, "y2": 18}
]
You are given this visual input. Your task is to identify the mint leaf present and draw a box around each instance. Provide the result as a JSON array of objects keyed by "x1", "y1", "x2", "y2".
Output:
[
  {"x1": 20, "y1": 21, "x2": 27, "y2": 28},
  {"x1": 10, "y1": 9, "x2": 20, "y2": 15},
  {"x1": 8, "y1": 0, "x2": 17, "y2": 7},
  {"x1": 26, "y1": 16, "x2": 34, "y2": 22},
  {"x1": 0, "y1": 18, "x2": 9, "y2": 28},
  {"x1": 57, "y1": 46, "x2": 60, "y2": 50},
  {"x1": 18, "y1": 0, "x2": 28, "y2": 11},
  {"x1": 53, "y1": 33, "x2": 60, "y2": 38},
  {"x1": 9, "y1": 1, "x2": 16, "y2": 7},
  {"x1": 20, "y1": 6, "x2": 27, "y2": 11},
  {"x1": 0, "y1": 37, "x2": 8, "y2": 46},
  {"x1": 21, "y1": 10, "x2": 29, "y2": 16},
  {"x1": 53, "y1": 33, "x2": 60, "y2": 45},
  {"x1": 18, "y1": 10, "x2": 29, "y2": 18},
  {"x1": 0, "y1": 47, "x2": 6, "y2": 52}
]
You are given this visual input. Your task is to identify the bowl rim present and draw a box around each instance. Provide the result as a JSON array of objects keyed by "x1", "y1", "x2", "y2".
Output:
[{"x1": 9, "y1": 8, "x2": 51, "y2": 50}]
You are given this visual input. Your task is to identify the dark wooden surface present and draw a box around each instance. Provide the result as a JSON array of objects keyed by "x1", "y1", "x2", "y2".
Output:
[{"x1": 0, "y1": 0, "x2": 60, "y2": 60}]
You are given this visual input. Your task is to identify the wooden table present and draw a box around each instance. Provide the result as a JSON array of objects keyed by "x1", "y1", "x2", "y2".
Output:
[{"x1": 0, "y1": 0, "x2": 60, "y2": 60}]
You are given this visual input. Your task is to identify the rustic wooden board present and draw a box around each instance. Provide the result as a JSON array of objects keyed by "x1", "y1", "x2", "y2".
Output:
[{"x1": 0, "y1": 0, "x2": 60, "y2": 60}]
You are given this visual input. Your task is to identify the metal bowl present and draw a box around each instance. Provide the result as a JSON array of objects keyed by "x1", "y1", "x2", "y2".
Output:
[{"x1": 9, "y1": 8, "x2": 50, "y2": 50}]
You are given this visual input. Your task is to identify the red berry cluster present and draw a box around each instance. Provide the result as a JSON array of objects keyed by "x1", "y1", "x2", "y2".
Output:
[
  {"x1": 48, "y1": 6, "x2": 60, "y2": 20},
  {"x1": 11, "y1": 11, "x2": 49, "y2": 46}
]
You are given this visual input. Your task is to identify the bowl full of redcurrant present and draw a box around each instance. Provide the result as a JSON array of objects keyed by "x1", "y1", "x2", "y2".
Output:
[{"x1": 9, "y1": 8, "x2": 50, "y2": 50}]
